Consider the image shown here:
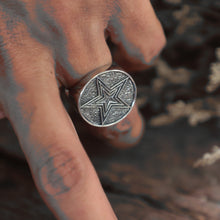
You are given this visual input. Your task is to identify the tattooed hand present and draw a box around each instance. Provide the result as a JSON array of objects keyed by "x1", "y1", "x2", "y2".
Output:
[{"x1": 0, "y1": 0, "x2": 165, "y2": 219}]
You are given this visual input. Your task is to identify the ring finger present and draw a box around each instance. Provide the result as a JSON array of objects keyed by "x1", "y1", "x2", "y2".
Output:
[{"x1": 55, "y1": 17, "x2": 144, "y2": 147}]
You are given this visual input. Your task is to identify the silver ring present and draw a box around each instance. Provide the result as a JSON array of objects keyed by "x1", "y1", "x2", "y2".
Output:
[{"x1": 78, "y1": 69, "x2": 137, "y2": 127}]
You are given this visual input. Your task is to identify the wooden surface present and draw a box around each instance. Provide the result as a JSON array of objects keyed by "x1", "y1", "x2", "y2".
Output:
[{"x1": 0, "y1": 119, "x2": 220, "y2": 220}]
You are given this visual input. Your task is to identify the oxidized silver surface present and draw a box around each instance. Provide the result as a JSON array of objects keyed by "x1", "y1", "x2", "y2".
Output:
[{"x1": 78, "y1": 69, "x2": 137, "y2": 127}]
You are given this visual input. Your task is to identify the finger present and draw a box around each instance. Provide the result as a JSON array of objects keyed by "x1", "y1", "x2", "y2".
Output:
[
  {"x1": 108, "y1": 0, "x2": 166, "y2": 72},
  {"x1": 89, "y1": 104, "x2": 145, "y2": 148},
  {"x1": 54, "y1": 13, "x2": 112, "y2": 87},
  {"x1": 56, "y1": 19, "x2": 144, "y2": 147},
  {"x1": 3, "y1": 38, "x2": 116, "y2": 219},
  {"x1": 52, "y1": 15, "x2": 144, "y2": 148}
]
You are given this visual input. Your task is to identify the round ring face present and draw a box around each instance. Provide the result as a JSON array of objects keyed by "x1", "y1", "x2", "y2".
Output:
[{"x1": 78, "y1": 70, "x2": 137, "y2": 127}]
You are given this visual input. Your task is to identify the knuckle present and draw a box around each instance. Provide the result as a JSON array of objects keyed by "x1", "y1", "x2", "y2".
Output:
[
  {"x1": 37, "y1": 149, "x2": 86, "y2": 197},
  {"x1": 143, "y1": 30, "x2": 166, "y2": 64}
]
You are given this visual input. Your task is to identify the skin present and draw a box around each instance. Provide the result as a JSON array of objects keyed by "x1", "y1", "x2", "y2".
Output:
[{"x1": 0, "y1": 0, "x2": 166, "y2": 219}]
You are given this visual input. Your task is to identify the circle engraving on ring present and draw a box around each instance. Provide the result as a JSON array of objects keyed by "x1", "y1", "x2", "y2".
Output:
[{"x1": 78, "y1": 69, "x2": 137, "y2": 127}]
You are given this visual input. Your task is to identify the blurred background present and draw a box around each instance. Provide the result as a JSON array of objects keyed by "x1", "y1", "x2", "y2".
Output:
[{"x1": 0, "y1": 0, "x2": 220, "y2": 219}]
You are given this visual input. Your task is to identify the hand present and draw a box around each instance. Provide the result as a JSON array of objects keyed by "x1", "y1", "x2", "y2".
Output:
[{"x1": 0, "y1": 0, "x2": 166, "y2": 219}]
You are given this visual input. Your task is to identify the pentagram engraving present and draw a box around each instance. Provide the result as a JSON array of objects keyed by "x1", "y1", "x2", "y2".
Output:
[{"x1": 78, "y1": 70, "x2": 136, "y2": 127}]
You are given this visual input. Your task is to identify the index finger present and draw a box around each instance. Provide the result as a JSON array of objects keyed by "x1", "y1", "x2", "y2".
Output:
[{"x1": 3, "y1": 37, "x2": 117, "y2": 219}]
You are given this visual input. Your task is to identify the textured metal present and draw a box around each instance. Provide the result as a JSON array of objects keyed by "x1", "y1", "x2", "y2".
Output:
[{"x1": 78, "y1": 69, "x2": 137, "y2": 127}]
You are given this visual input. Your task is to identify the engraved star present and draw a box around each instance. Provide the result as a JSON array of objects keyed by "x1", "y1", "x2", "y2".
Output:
[{"x1": 80, "y1": 77, "x2": 131, "y2": 125}]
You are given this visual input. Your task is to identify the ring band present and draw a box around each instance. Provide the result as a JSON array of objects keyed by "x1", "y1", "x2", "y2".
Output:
[{"x1": 77, "y1": 69, "x2": 137, "y2": 127}]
